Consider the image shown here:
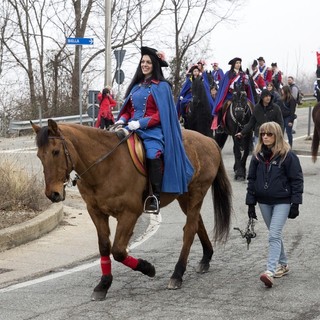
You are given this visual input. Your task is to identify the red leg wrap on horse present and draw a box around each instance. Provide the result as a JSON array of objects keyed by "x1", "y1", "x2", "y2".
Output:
[
  {"x1": 100, "y1": 256, "x2": 111, "y2": 275},
  {"x1": 122, "y1": 255, "x2": 139, "y2": 269}
]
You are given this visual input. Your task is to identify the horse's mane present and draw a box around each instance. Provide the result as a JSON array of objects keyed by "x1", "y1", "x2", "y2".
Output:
[
  {"x1": 36, "y1": 123, "x2": 114, "y2": 148},
  {"x1": 36, "y1": 126, "x2": 50, "y2": 148}
]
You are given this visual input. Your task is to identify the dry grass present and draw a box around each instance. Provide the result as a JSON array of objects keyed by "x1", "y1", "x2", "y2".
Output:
[{"x1": 0, "y1": 160, "x2": 49, "y2": 211}]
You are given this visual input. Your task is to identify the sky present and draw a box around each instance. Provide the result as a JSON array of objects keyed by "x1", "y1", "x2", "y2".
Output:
[{"x1": 207, "y1": 0, "x2": 319, "y2": 79}]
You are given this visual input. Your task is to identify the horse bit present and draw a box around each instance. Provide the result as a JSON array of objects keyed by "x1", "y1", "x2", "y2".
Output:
[{"x1": 234, "y1": 218, "x2": 257, "y2": 250}]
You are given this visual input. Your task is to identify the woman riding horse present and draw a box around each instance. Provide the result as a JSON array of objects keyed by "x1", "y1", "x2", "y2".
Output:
[{"x1": 115, "y1": 46, "x2": 194, "y2": 213}]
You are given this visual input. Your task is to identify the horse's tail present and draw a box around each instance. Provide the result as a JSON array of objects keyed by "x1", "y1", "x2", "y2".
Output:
[
  {"x1": 211, "y1": 150, "x2": 233, "y2": 243},
  {"x1": 312, "y1": 124, "x2": 319, "y2": 163}
]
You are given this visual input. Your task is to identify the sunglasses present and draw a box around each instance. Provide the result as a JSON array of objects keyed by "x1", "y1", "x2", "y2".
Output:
[{"x1": 260, "y1": 132, "x2": 274, "y2": 137}]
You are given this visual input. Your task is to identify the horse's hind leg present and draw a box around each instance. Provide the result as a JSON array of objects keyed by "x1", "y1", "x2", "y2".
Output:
[
  {"x1": 195, "y1": 215, "x2": 214, "y2": 274},
  {"x1": 168, "y1": 199, "x2": 204, "y2": 290}
]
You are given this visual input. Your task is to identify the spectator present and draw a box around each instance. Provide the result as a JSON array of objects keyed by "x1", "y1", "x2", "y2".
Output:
[
  {"x1": 280, "y1": 85, "x2": 297, "y2": 148},
  {"x1": 246, "y1": 121, "x2": 303, "y2": 288},
  {"x1": 266, "y1": 82, "x2": 282, "y2": 107},
  {"x1": 95, "y1": 86, "x2": 117, "y2": 129},
  {"x1": 235, "y1": 89, "x2": 283, "y2": 145}
]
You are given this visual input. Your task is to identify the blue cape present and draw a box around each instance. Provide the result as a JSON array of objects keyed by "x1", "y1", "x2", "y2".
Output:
[
  {"x1": 119, "y1": 81, "x2": 194, "y2": 194},
  {"x1": 212, "y1": 70, "x2": 254, "y2": 115}
]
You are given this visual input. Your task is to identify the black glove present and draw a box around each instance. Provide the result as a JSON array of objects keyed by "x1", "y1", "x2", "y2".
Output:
[
  {"x1": 248, "y1": 204, "x2": 257, "y2": 220},
  {"x1": 288, "y1": 203, "x2": 299, "y2": 219}
]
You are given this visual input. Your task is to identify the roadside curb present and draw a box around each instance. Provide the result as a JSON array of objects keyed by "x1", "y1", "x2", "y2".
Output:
[{"x1": 0, "y1": 203, "x2": 64, "y2": 252}]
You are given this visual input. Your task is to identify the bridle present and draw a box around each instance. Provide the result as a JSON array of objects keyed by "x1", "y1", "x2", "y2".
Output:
[
  {"x1": 48, "y1": 135, "x2": 75, "y2": 187},
  {"x1": 229, "y1": 92, "x2": 251, "y2": 130},
  {"x1": 48, "y1": 129, "x2": 132, "y2": 187}
]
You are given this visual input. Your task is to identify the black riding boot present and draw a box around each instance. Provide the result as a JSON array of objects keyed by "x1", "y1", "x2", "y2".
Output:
[{"x1": 146, "y1": 158, "x2": 163, "y2": 213}]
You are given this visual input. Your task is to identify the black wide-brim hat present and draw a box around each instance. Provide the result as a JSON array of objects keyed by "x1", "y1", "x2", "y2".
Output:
[
  {"x1": 141, "y1": 46, "x2": 168, "y2": 67},
  {"x1": 188, "y1": 64, "x2": 200, "y2": 74},
  {"x1": 257, "y1": 56, "x2": 265, "y2": 62},
  {"x1": 228, "y1": 57, "x2": 242, "y2": 66}
]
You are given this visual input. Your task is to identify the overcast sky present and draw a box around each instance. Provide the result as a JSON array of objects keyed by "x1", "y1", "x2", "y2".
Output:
[{"x1": 208, "y1": 0, "x2": 318, "y2": 79}]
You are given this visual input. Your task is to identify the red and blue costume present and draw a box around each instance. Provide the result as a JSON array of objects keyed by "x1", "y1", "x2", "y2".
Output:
[{"x1": 118, "y1": 79, "x2": 194, "y2": 194}]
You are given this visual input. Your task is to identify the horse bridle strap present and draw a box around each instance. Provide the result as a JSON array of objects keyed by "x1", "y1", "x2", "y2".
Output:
[
  {"x1": 48, "y1": 135, "x2": 75, "y2": 186},
  {"x1": 72, "y1": 131, "x2": 133, "y2": 186}
]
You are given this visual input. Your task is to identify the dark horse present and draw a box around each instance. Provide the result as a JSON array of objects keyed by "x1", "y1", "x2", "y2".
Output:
[
  {"x1": 312, "y1": 102, "x2": 320, "y2": 162},
  {"x1": 214, "y1": 89, "x2": 254, "y2": 180},
  {"x1": 31, "y1": 120, "x2": 232, "y2": 300},
  {"x1": 185, "y1": 77, "x2": 213, "y2": 137}
]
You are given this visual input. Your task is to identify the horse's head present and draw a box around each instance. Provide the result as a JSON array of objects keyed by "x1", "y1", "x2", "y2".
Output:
[
  {"x1": 232, "y1": 91, "x2": 249, "y2": 123},
  {"x1": 31, "y1": 119, "x2": 74, "y2": 202}
]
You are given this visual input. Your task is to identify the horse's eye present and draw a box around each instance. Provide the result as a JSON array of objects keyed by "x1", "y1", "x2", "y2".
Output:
[{"x1": 52, "y1": 150, "x2": 60, "y2": 156}]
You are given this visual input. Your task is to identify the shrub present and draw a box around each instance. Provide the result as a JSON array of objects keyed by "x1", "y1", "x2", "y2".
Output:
[{"x1": 0, "y1": 159, "x2": 49, "y2": 211}]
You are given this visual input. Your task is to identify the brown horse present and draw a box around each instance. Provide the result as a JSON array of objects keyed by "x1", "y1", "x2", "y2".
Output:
[
  {"x1": 312, "y1": 102, "x2": 320, "y2": 162},
  {"x1": 31, "y1": 119, "x2": 232, "y2": 301}
]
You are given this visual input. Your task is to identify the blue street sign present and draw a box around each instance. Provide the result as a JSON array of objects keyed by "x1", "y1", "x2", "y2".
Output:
[{"x1": 66, "y1": 37, "x2": 94, "y2": 45}]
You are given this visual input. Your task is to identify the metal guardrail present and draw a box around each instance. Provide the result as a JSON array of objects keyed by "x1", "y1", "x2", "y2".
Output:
[{"x1": 9, "y1": 111, "x2": 120, "y2": 133}]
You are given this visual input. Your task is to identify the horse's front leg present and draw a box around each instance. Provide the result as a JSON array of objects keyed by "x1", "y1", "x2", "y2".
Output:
[
  {"x1": 112, "y1": 212, "x2": 156, "y2": 277},
  {"x1": 87, "y1": 208, "x2": 113, "y2": 301}
]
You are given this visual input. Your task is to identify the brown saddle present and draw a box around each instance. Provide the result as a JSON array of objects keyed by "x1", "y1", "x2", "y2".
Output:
[{"x1": 126, "y1": 133, "x2": 146, "y2": 176}]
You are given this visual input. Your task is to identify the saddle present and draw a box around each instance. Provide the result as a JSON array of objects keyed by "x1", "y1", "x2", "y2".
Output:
[
  {"x1": 126, "y1": 133, "x2": 146, "y2": 176},
  {"x1": 112, "y1": 127, "x2": 146, "y2": 176}
]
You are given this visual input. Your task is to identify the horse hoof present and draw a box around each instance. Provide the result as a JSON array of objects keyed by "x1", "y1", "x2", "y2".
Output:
[
  {"x1": 167, "y1": 278, "x2": 182, "y2": 290},
  {"x1": 91, "y1": 290, "x2": 107, "y2": 301},
  {"x1": 195, "y1": 262, "x2": 210, "y2": 273},
  {"x1": 135, "y1": 259, "x2": 156, "y2": 277},
  {"x1": 91, "y1": 274, "x2": 113, "y2": 301}
]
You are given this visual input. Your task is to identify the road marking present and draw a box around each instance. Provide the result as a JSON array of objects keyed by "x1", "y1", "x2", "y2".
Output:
[
  {"x1": 0, "y1": 213, "x2": 162, "y2": 293},
  {"x1": 0, "y1": 147, "x2": 36, "y2": 153}
]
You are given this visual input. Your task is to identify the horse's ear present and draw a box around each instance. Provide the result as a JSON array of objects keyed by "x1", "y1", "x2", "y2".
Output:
[
  {"x1": 48, "y1": 119, "x2": 60, "y2": 137},
  {"x1": 30, "y1": 121, "x2": 41, "y2": 133}
]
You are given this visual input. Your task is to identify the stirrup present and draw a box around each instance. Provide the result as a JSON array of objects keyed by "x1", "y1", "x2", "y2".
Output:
[{"x1": 143, "y1": 195, "x2": 160, "y2": 214}]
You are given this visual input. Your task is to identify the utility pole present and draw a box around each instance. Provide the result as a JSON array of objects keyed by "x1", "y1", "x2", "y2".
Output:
[{"x1": 105, "y1": 0, "x2": 112, "y2": 87}]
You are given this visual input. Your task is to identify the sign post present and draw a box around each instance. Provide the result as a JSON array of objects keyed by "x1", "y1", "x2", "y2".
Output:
[{"x1": 66, "y1": 37, "x2": 94, "y2": 124}]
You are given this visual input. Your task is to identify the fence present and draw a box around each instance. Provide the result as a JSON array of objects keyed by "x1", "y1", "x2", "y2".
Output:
[{"x1": 9, "y1": 111, "x2": 120, "y2": 135}]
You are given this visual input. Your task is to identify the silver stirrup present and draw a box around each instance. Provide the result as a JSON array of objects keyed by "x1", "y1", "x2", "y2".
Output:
[{"x1": 143, "y1": 195, "x2": 160, "y2": 214}]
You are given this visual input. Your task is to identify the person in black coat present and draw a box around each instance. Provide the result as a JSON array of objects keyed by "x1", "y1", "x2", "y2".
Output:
[
  {"x1": 235, "y1": 89, "x2": 283, "y2": 144},
  {"x1": 245, "y1": 121, "x2": 303, "y2": 288}
]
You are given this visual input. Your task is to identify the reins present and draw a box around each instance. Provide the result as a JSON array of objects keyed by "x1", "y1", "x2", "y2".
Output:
[{"x1": 49, "y1": 128, "x2": 133, "y2": 187}]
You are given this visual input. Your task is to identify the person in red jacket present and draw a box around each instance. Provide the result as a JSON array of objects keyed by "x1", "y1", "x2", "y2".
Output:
[{"x1": 95, "y1": 87, "x2": 117, "y2": 129}]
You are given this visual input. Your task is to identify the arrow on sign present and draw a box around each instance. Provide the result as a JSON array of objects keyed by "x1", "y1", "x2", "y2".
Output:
[{"x1": 66, "y1": 37, "x2": 94, "y2": 45}]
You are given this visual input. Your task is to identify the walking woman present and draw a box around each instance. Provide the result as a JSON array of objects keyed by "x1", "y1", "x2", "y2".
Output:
[
  {"x1": 246, "y1": 121, "x2": 303, "y2": 287},
  {"x1": 280, "y1": 85, "x2": 297, "y2": 148}
]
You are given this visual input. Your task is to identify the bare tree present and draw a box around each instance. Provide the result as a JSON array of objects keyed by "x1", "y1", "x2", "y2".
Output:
[{"x1": 164, "y1": 0, "x2": 243, "y2": 99}]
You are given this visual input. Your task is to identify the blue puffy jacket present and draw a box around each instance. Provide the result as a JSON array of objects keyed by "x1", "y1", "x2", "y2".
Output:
[{"x1": 246, "y1": 151, "x2": 303, "y2": 205}]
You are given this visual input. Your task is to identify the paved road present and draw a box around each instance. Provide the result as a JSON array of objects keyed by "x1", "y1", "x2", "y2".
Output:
[{"x1": 1, "y1": 107, "x2": 320, "y2": 320}]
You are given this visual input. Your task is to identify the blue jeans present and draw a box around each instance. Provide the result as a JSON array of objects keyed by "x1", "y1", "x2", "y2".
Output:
[
  {"x1": 284, "y1": 117, "x2": 293, "y2": 147},
  {"x1": 258, "y1": 203, "x2": 290, "y2": 274}
]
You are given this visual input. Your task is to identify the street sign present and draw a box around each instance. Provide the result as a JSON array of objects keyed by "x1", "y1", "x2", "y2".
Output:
[
  {"x1": 114, "y1": 49, "x2": 126, "y2": 68},
  {"x1": 115, "y1": 69, "x2": 125, "y2": 84},
  {"x1": 66, "y1": 37, "x2": 94, "y2": 45},
  {"x1": 87, "y1": 105, "x2": 100, "y2": 119}
]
